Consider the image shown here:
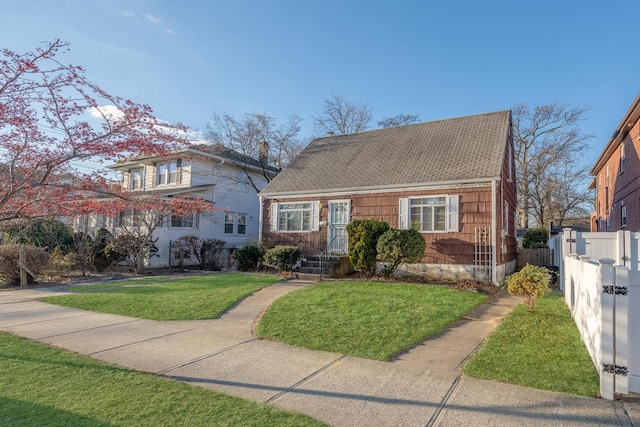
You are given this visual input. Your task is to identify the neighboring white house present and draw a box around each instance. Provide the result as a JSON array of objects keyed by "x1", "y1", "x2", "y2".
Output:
[{"x1": 76, "y1": 143, "x2": 277, "y2": 269}]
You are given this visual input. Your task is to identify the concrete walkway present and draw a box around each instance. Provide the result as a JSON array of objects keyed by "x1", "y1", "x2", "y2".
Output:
[{"x1": 0, "y1": 280, "x2": 634, "y2": 426}]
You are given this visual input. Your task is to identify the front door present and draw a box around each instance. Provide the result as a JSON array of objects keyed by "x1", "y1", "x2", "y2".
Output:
[{"x1": 328, "y1": 200, "x2": 350, "y2": 254}]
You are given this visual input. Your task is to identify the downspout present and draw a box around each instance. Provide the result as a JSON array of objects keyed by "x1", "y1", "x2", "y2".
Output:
[
  {"x1": 491, "y1": 179, "x2": 498, "y2": 286},
  {"x1": 258, "y1": 194, "x2": 264, "y2": 242}
]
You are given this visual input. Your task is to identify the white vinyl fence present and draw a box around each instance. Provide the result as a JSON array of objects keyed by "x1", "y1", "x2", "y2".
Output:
[{"x1": 558, "y1": 229, "x2": 640, "y2": 399}]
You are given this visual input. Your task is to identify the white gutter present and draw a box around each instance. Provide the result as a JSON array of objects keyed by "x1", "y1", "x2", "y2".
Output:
[
  {"x1": 491, "y1": 179, "x2": 498, "y2": 286},
  {"x1": 258, "y1": 194, "x2": 264, "y2": 242}
]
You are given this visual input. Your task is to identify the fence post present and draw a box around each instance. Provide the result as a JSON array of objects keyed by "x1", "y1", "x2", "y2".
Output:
[
  {"x1": 560, "y1": 228, "x2": 573, "y2": 291},
  {"x1": 600, "y1": 258, "x2": 616, "y2": 400},
  {"x1": 614, "y1": 265, "x2": 629, "y2": 395}
]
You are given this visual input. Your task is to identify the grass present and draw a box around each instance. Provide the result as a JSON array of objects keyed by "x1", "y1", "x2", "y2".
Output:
[
  {"x1": 464, "y1": 290, "x2": 600, "y2": 397},
  {"x1": 0, "y1": 332, "x2": 324, "y2": 426},
  {"x1": 42, "y1": 273, "x2": 280, "y2": 321},
  {"x1": 257, "y1": 280, "x2": 487, "y2": 360}
]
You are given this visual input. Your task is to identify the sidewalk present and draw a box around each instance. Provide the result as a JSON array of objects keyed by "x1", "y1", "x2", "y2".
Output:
[{"x1": 0, "y1": 281, "x2": 634, "y2": 426}]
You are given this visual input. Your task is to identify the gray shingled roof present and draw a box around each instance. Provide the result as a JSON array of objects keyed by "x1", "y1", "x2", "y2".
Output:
[
  {"x1": 261, "y1": 110, "x2": 511, "y2": 196},
  {"x1": 191, "y1": 143, "x2": 280, "y2": 174}
]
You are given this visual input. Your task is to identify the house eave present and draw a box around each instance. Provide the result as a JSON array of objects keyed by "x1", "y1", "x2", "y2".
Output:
[
  {"x1": 590, "y1": 93, "x2": 640, "y2": 176},
  {"x1": 260, "y1": 176, "x2": 500, "y2": 199},
  {"x1": 107, "y1": 147, "x2": 278, "y2": 175}
]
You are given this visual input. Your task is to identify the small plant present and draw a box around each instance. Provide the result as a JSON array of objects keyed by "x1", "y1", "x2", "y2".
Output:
[
  {"x1": 522, "y1": 227, "x2": 549, "y2": 249},
  {"x1": 376, "y1": 228, "x2": 426, "y2": 278},
  {"x1": 264, "y1": 245, "x2": 299, "y2": 273},
  {"x1": 232, "y1": 243, "x2": 262, "y2": 271},
  {"x1": 506, "y1": 264, "x2": 550, "y2": 311},
  {"x1": 346, "y1": 219, "x2": 390, "y2": 276}
]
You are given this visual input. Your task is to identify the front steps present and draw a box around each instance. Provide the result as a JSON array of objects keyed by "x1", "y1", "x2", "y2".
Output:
[{"x1": 292, "y1": 255, "x2": 351, "y2": 280}]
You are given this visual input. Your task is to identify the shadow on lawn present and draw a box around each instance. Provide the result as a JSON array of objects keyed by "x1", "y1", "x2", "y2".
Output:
[{"x1": 0, "y1": 396, "x2": 114, "y2": 426}]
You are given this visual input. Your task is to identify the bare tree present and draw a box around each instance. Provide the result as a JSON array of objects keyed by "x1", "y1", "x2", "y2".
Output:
[
  {"x1": 312, "y1": 93, "x2": 372, "y2": 135},
  {"x1": 205, "y1": 112, "x2": 304, "y2": 191},
  {"x1": 513, "y1": 102, "x2": 593, "y2": 229},
  {"x1": 377, "y1": 114, "x2": 420, "y2": 128}
]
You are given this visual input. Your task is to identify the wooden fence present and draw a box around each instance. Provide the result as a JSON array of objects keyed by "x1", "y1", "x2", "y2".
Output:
[{"x1": 516, "y1": 247, "x2": 551, "y2": 268}]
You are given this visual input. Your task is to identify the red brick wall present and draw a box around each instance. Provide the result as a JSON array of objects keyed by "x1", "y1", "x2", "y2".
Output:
[{"x1": 593, "y1": 118, "x2": 640, "y2": 232}]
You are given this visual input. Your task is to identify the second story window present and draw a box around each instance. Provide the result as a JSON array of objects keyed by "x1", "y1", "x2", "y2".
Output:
[
  {"x1": 620, "y1": 142, "x2": 626, "y2": 173},
  {"x1": 156, "y1": 160, "x2": 181, "y2": 186},
  {"x1": 131, "y1": 169, "x2": 143, "y2": 190}
]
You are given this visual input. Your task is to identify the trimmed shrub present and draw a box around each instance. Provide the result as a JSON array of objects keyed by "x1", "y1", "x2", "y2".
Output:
[
  {"x1": 506, "y1": 264, "x2": 551, "y2": 311},
  {"x1": 376, "y1": 228, "x2": 426, "y2": 278},
  {"x1": 522, "y1": 227, "x2": 549, "y2": 249},
  {"x1": 346, "y1": 219, "x2": 390, "y2": 276},
  {"x1": 232, "y1": 243, "x2": 262, "y2": 271},
  {"x1": 264, "y1": 245, "x2": 299, "y2": 272},
  {"x1": 0, "y1": 244, "x2": 50, "y2": 285}
]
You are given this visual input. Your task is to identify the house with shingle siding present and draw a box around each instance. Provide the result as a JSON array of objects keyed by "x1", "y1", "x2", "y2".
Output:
[{"x1": 259, "y1": 110, "x2": 517, "y2": 285}]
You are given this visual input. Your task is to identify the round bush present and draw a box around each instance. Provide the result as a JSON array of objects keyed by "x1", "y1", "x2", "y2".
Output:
[
  {"x1": 522, "y1": 227, "x2": 549, "y2": 249},
  {"x1": 506, "y1": 264, "x2": 551, "y2": 311},
  {"x1": 232, "y1": 243, "x2": 262, "y2": 271},
  {"x1": 263, "y1": 246, "x2": 299, "y2": 272}
]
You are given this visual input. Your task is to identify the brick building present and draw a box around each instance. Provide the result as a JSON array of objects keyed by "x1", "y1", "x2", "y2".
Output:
[{"x1": 590, "y1": 93, "x2": 640, "y2": 232}]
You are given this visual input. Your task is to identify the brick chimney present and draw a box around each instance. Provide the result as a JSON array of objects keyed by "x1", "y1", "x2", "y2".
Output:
[{"x1": 258, "y1": 139, "x2": 268, "y2": 165}]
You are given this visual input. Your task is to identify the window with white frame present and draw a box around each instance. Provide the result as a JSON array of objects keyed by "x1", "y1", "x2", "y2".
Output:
[
  {"x1": 399, "y1": 195, "x2": 459, "y2": 232},
  {"x1": 271, "y1": 202, "x2": 320, "y2": 232},
  {"x1": 621, "y1": 201, "x2": 627, "y2": 228},
  {"x1": 156, "y1": 160, "x2": 180, "y2": 186},
  {"x1": 410, "y1": 197, "x2": 446, "y2": 231},
  {"x1": 238, "y1": 213, "x2": 246, "y2": 234},
  {"x1": 171, "y1": 212, "x2": 195, "y2": 228},
  {"x1": 224, "y1": 212, "x2": 234, "y2": 234},
  {"x1": 131, "y1": 168, "x2": 144, "y2": 190},
  {"x1": 224, "y1": 212, "x2": 247, "y2": 235},
  {"x1": 620, "y1": 142, "x2": 626, "y2": 173},
  {"x1": 606, "y1": 165, "x2": 610, "y2": 187}
]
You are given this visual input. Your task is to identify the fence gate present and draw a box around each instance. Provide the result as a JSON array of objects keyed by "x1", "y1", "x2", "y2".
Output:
[{"x1": 474, "y1": 227, "x2": 492, "y2": 281}]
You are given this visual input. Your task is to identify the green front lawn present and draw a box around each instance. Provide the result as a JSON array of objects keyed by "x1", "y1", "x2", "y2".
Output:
[
  {"x1": 43, "y1": 273, "x2": 280, "y2": 321},
  {"x1": 0, "y1": 332, "x2": 324, "y2": 426},
  {"x1": 463, "y1": 290, "x2": 600, "y2": 396},
  {"x1": 257, "y1": 281, "x2": 487, "y2": 360}
]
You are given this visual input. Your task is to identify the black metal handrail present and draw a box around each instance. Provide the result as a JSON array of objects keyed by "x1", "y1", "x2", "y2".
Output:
[{"x1": 318, "y1": 234, "x2": 348, "y2": 280}]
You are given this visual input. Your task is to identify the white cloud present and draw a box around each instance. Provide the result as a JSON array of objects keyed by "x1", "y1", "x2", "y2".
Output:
[
  {"x1": 164, "y1": 29, "x2": 175, "y2": 35},
  {"x1": 145, "y1": 14, "x2": 162, "y2": 25},
  {"x1": 123, "y1": 10, "x2": 135, "y2": 17},
  {"x1": 89, "y1": 105, "x2": 125, "y2": 120}
]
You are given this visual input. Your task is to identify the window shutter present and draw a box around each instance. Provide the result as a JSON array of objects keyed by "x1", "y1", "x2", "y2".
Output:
[
  {"x1": 152, "y1": 162, "x2": 157, "y2": 186},
  {"x1": 270, "y1": 203, "x2": 278, "y2": 231},
  {"x1": 312, "y1": 201, "x2": 320, "y2": 231},
  {"x1": 176, "y1": 159, "x2": 182, "y2": 184},
  {"x1": 446, "y1": 195, "x2": 459, "y2": 232},
  {"x1": 398, "y1": 198, "x2": 409, "y2": 230}
]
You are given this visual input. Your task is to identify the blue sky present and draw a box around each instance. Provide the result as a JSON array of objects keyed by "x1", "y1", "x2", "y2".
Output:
[{"x1": 2, "y1": 1, "x2": 639, "y2": 168}]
